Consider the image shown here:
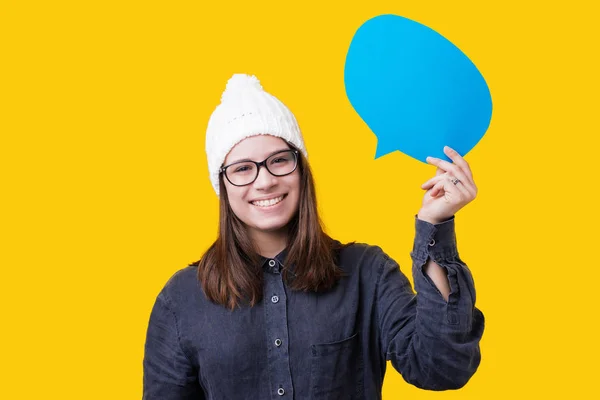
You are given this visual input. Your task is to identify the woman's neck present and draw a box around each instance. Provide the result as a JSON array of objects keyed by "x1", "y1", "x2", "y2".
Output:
[{"x1": 250, "y1": 229, "x2": 288, "y2": 259}]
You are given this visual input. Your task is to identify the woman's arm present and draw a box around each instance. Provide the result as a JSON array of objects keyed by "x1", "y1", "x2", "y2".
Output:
[
  {"x1": 376, "y1": 215, "x2": 485, "y2": 391},
  {"x1": 143, "y1": 291, "x2": 204, "y2": 400},
  {"x1": 422, "y1": 259, "x2": 451, "y2": 302},
  {"x1": 417, "y1": 213, "x2": 452, "y2": 301}
]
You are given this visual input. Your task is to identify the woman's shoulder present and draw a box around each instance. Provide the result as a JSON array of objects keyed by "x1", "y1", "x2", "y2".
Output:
[
  {"x1": 157, "y1": 262, "x2": 203, "y2": 306},
  {"x1": 336, "y1": 239, "x2": 390, "y2": 258},
  {"x1": 334, "y1": 240, "x2": 394, "y2": 273}
]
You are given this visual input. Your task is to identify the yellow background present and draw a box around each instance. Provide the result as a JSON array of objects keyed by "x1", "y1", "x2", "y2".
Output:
[{"x1": 1, "y1": 0, "x2": 598, "y2": 398}]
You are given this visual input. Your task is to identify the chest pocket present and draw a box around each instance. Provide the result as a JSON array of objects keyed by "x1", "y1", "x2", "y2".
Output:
[{"x1": 310, "y1": 331, "x2": 364, "y2": 400}]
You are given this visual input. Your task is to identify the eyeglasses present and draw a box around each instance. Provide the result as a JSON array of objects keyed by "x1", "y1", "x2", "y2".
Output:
[{"x1": 219, "y1": 149, "x2": 299, "y2": 187}]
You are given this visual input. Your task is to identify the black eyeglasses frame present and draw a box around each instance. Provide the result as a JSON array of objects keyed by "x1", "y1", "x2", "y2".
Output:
[{"x1": 219, "y1": 149, "x2": 299, "y2": 187}]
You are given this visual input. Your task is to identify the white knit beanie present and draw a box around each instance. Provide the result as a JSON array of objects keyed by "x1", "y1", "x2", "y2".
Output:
[{"x1": 205, "y1": 74, "x2": 308, "y2": 196}]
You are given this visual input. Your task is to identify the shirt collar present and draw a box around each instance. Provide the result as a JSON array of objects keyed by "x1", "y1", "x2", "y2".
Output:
[{"x1": 260, "y1": 247, "x2": 290, "y2": 274}]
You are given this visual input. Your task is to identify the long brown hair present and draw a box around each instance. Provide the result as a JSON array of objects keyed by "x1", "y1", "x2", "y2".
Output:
[{"x1": 194, "y1": 144, "x2": 345, "y2": 310}]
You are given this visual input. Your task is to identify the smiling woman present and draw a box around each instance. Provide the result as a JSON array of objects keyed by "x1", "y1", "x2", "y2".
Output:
[
  {"x1": 142, "y1": 74, "x2": 485, "y2": 400},
  {"x1": 221, "y1": 139, "x2": 301, "y2": 243},
  {"x1": 199, "y1": 133, "x2": 343, "y2": 309}
]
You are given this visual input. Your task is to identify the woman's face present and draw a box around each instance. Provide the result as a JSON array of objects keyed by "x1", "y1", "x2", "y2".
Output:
[{"x1": 222, "y1": 135, "x2": 301, "y2": 238}]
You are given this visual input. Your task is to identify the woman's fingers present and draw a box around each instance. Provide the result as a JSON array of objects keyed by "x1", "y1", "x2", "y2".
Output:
[
  {"x1": 430, "y1": 175, "x2": 472, "y2": 204},
  {"x1": 426, "y1": 155, "x2": 477, "y2": 197},
  {"x1": 429, "y1": 179, "x2": 446, "y2": 198},
  {"x1": 421, "y1": 167, "x2": 447, "y2": 189},
  {"x1": 443, "y1": 146, "x2": 474, "y2": 183},
  {"x1": 421, "y1": 173, "x2": 446, "y2": 189},
  {"x1": 447, "y1": 174, "x2": 472, "y2": 200},
  {"x1": 426, "y1": 156, "x2": 468, "y2": 183}
]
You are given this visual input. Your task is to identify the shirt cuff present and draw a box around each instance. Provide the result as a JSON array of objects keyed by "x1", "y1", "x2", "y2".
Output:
[{"x1": 411, "y1": 214, "x2": 458, "y2": 262}]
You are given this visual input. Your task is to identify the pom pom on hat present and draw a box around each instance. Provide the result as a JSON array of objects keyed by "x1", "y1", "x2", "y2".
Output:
[
  {"x1": 220, "y1": 74, "x2": 263, "y2": 103},
  {"x1": 205, "y1": 74, "x2": 307, "y2": 196}
]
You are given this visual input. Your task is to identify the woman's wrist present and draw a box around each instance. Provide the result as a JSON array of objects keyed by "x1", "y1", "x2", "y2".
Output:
[{"x1": 417, "y1": 211, "x2": 442, "y2": 225}]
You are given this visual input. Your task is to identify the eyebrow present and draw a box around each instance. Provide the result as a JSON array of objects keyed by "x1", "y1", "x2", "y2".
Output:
[{"x1": 226, "y1": 148, "x2": 291, "y2": 166}]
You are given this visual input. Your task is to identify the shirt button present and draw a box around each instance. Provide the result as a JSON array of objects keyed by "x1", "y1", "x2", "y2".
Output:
[
  {"x1": 277, "y1": 388, "x2": 285, "y2": 396},
  {"x1": 268, "y1": 259, "x2": 276, "y2": 267},
  {"x1": 428, "y1": 239, "x2": 435, "y2": 246},
  {"x1": 275, "y1": 338, "x2": 282, "y2": 347},
  {"x1": 271, "y1": 295, "x2": 279, "y2": 304}
]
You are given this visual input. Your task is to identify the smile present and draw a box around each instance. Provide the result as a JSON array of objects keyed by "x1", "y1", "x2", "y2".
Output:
[{"x1": 251, "y1": 195, "x2": 286, "y2": 208}]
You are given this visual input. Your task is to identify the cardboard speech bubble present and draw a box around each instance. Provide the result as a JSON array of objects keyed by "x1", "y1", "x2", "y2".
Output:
[{"x1": 344, "y1": 14, "x2": 493, "y2": 162}]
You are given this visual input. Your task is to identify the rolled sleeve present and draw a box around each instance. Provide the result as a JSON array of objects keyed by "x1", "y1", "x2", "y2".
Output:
[
  {"x1": 411, "y1": 215, "x2": 459, "y2": 262},
  {"x1": 377, "y1": 215, "x2": 485, "y2": 391},
  {"x1": 411, "y1": 215, "x2": 482, "y2": 328}
]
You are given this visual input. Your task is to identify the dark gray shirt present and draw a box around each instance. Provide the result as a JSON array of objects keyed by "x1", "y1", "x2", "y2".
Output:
[{"x1": 143, "y1": 216, "x2": 485, "y2": 399}]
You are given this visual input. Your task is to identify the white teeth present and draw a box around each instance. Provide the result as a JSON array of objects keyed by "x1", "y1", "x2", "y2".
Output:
[{"x1": 252, "y1": 195, "x2": 284, "y2": 207}]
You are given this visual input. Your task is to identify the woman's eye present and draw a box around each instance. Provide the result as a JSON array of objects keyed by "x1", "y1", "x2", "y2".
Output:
[
  {"x1": 234, "y1": 165, "x2": 252, "y2": 173},
  {"x1": 271, "y1": 154, "x2": 292, "y2": 164}
]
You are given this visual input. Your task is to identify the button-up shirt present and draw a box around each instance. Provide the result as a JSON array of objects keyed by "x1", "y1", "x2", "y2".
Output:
[{"x1": 143, "y1": 216, "x2": 485, "y2": 399}]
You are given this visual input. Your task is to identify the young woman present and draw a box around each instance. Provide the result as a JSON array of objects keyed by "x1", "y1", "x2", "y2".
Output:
[{"x1": 143, "y1": 74, "x2": 485, "y2": 399}]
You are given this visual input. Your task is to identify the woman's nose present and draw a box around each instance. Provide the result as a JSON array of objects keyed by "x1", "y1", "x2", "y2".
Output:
[{"x1": 253, "y1": 165, "x2": 277, "y2": 190}]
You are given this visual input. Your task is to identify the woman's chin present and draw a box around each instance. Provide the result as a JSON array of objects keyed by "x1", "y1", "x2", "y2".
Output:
[{"x1": 247, "y1": 217, "x2": 292, "y2": 235}]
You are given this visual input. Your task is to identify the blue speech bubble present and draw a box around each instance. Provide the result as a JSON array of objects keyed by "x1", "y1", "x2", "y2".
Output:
[{"x1": 344, "y1": 14, "x2": 493, "y2": 162}]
